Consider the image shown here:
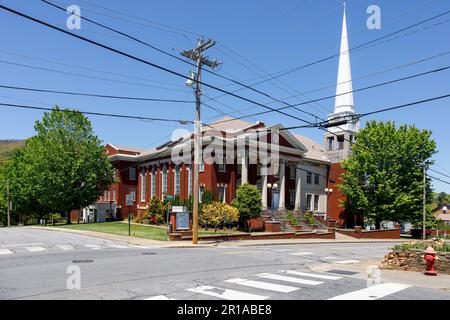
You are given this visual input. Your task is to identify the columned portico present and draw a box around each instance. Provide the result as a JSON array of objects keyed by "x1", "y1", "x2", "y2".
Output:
[
  {"x1": 261, "y1": 172, "x2": 268, "y2": 211},
  {"x1": 241, "y1": 151, "x2": 248, "y2": 184},
  {"x1": 294, "y1": 163, "x2": 302, "y2": 212},
  {"x1": 278, "y1": 160, "x2": 286, "y2": 211}
]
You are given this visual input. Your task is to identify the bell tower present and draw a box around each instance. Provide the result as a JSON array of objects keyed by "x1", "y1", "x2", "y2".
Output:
[{"x1": 324, "y1": 4, "x2": 359, "y2": 163}]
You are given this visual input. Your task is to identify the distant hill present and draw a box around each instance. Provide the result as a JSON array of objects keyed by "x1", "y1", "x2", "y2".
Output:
[{"x1": 0, "y1": 140, "x2": 25, "y2": 166}]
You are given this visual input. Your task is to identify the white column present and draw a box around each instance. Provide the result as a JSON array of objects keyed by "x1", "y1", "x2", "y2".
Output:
[
  {"x1": 261, "y1": 173, "x2": 268, "y2": 210},
  {"x1": 294, "y1": 163, "x2": 302, "y2": 211},
  {"x1": 278, "y1": 160, "x2": 285, "y2": 210},
  {"x1": 241, "y1": 152, "x2": 248, "y2": 184}
]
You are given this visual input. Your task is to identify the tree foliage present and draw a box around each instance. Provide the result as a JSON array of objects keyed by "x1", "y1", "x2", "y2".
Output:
[
  {"x1": 339, "y1": 121, "x2": 436, "y2": 228},
  {"x1": 3, "y1": 107, "x2": 114, "y2": 224},
  {"x1": 435, "y1": 192, "x2": 449, "y2": 208},
  {"x1": 147, "y1": 196, "x2": 168, "y2": 224},
  {"x1": 200, "y1": 201, "x2": 239, "y2": 232},
  {"x1": 232, "y1": 183, "x2": 262, "y2": 223}
]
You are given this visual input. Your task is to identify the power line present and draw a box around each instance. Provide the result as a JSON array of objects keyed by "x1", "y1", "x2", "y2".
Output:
[
  {"x1": 428, "y1": 175, "x2": 450, "y2": 186},
  {"x1": 0, "y1": 49, "x2": 188, "y2": 88},
  {"x1": 249, "y1": 9, "x2": 450, "y2": 85},
  {"x1": 0, "y1": 59, "x2": 189, "y2": 93},
  {"x1": 0, "y1": 84, "x2": 194, "y2": 103},
  {"x1": 210, "y1": 65, "x2": 450, "y2": 126},
  {"x1": 0, "y1": 5, "x2": 316, "y2": 126},
  {"x1": 356, "y1": 93, "x2": 450, "y2": 119},
  {"x1": 0, "y1": 102, "x2": 193, "y2": 124},
  {"x1": 429, "y1": 168, "x2": 450, "y2": 180}
]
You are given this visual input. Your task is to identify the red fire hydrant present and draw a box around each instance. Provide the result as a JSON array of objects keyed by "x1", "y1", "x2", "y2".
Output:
[{"x1": 424, "y1": 246, "x2": 437, "y2": 276}]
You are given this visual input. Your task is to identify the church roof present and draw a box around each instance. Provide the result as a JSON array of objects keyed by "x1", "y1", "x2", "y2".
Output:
[{"x1": 293, "y1": 133, "x2": 329, "y2": 163}]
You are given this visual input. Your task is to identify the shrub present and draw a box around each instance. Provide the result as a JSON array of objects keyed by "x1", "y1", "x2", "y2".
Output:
[
  {"x1": 308, "y1": 216, "x2": 316, "y2": 225},
  {"x1": 303, "y1": 211, "x2": 311, "y2": 221},
  {"x1": 392, "y1": 239, "x2": 450, "y2": 252},
  {"x1": 147, "y1": 196, "x2": 168, "y2": 224},
  {"x1": 232, "y1": 184, "x2": 262, "y2": 224},
  {"x1": 200, "y1": 202, "x2": 239, "y2": 232}
]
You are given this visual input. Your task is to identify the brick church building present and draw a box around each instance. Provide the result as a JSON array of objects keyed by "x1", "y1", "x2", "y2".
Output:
[{"x1": 81, "y1": 7, "x2": 359, "y2": 227}]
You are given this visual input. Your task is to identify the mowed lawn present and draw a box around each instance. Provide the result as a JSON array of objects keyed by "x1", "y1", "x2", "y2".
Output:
[
  {"x1": 53, "y1": 222, "x2": 244, "y2": 241},
  {"x1": 56, "y1": 222, "x2": 167, "y2": 241}
]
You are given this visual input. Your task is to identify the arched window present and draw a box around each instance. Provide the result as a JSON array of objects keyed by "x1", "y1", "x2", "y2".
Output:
[
  {"x1": 162, "y1": 165, "x2": 168, "y2": 195},
  {"x1": 151, "y1": 167, "x2": 156, "y2": 198},
  {"x1": 174, "y1": 165, "x2": 180, "y2": 196},
  {"x1": 140, "y1": 168, "x2": 146, "y2": 202}
]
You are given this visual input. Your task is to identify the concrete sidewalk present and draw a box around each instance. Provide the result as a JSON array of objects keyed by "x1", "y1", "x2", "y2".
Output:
[
  {"x1": 29, "y1": 225, "x2": 409, "y2": 248},
  {"x1": 311, "y1": 258, "x2": 450, "y2": 291}
]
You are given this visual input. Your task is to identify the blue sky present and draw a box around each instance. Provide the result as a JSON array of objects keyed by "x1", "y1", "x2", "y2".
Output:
[{"x1": 0, "y1": 0, "x2": 449, "y2": 192}]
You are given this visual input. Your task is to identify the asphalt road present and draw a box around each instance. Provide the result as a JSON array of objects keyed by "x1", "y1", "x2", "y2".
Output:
[{"x1": 1, "y1": 227, "x2": 449, "y2": 300}]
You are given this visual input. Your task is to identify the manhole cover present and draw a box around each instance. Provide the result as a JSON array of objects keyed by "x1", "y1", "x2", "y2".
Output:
[
  {"x1": 326, "y1": 269, "x2": 358, "y2": 275},
  {"x1": 141, "y1": 252, "x2": 157, "y2": 255},
  {"x1": 72, "y1": 260, "x2": 94, "y2": 263}
]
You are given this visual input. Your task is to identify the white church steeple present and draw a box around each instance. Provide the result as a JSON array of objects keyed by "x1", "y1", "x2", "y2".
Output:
[
  {"x1": 324, "y1": 4, "x2": 359, "y2": 163},
  {"x1": 334, "y1": 4, "x2": 354, "y2": 114}
]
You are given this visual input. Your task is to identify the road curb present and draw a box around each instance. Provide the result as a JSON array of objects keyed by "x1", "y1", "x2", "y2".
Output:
[{"x1": 26, "y1": 226, "x2": 410, "y2": 248}]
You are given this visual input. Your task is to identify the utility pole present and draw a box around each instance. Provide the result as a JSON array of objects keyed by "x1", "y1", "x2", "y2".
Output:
[
  {"x1": 423, "y1": 164, "x2": 427, "y2": 240},
  {"x1": 6, "y1": 178, "x2": 10, "y2": 227},
  {"x1": 181, "y1": 39, "x2": 221, "y2": 244}
]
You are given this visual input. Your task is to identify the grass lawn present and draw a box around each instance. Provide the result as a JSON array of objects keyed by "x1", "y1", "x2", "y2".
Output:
[
  {"x1": 54, "y1": 222, "x2": 167, "y2": 241},
  {"x1": 49, "y1": 221, "x2": 245, "y2": 240}
]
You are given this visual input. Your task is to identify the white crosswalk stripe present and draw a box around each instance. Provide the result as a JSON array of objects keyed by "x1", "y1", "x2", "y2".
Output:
[
  {"x1": 334, "y1": 259, "x2": 361, "y2": 264},
  {"x1": 282, "y1": 270, "x2": 342, "y2": 280},
  {"x1": 328, "y1": 283, "x2": 411, "y2": 300},
  {"x1": 26, "y1": 246, "x2": 46, "y2": 252},
  {"x1": 186, "y1": 285, "x2": 269, "y2": 300},
  {"x1": 288, "y1": 252, "x2": 315, "y2": 256},
  {"x1": 56, "y1": 245, "x2": 74, "y2": 251},
  {"x1": 0, "y1": 249, "x2": 13, "y2": 255},
  {"x1": 108, "y1": 244, "x2": 129, "y2": 249},
  {"x1": 255, "y1": 273, "x2": 323, "y2": 286},
  {"x1": 225, "y1": 278, "x2": 299, "y2": 293},
  {"x1": 84, "y1": 244, "x2": 102, "y2": 250},
  {"x1": 144, "y1": 295, "x2": 175, "y2": 300}
]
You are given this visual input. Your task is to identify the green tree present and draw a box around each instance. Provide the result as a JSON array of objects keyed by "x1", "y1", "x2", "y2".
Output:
[
  {"x1": 435, "y1": 192, "x2": 448, "y2": 208},
  {"x1": 232, "y1": 183, "x2": 262, "y2": 227},
  {"x1": 339, "y1": 121, "x2": 436, "y2": 229},
  {"x1": 4, "y1": 107, "x2": 114, "y2": 224}
]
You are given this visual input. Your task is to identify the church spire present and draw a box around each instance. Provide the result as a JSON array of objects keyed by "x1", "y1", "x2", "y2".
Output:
[{"x1": 334, "y1": 4, "x2": 354, "y2": 114}]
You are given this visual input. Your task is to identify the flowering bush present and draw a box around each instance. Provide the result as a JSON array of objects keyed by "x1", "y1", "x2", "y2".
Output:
[{"x1": 200, "y1": 202, "x2": 239, "y2": 232}]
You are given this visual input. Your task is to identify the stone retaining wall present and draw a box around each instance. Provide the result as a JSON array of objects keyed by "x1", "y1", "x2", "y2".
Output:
[{"x1": 380, "y1": 249, "x2": 450, "y2": 274}]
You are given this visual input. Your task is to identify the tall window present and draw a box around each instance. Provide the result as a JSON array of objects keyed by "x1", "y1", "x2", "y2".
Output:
[
  {"x1": 140, "y1": 169, "x2": 146, "y2": 202},
  {"x1": 199, "y1": 161, "x2": 205, "y2": 172},
  {"x1": 306, "y1": 194, "x2": 312, "y2": 211},
  {"x1": 327, "y1": 137, "x2": 334, "y2": 151},
  {"x1": 218, "y1": 160, "x2": 226, "y2": 172},
  {"x1": 112, "y1": 190, "x2": 116, "y2": 202},
  {"x1": 218, "y1": 186, "x2": 226, "y2": 203},
  {"x1": 306, "y1": 171, "x2": 312, "y2": 184},
  {"x1": 129, "y1": 167, "x2": 136, "y2": 181},
  {"x1": 174, "y1": 165, "x2": 180, "y2": 195},
  {"x1": 337, "y1": 135, "x2": 344, "y2": 150},
  {"x1": 162, "y1": 166, "x2": 168, "y2": 195},
  {"x1": 199, "y1": 186, "x2": 205, "y2": 203},
  {"x1": 151, "y1": 167, "x2": 156, "y2": 198},
  {"x1": 314, "y1": 194, "x2": 320, "y2": 211},
  {"x1": 289, "y1": 190, "x2": 295, "y2": 205},
  {"x1": 289, "y1": 167, "x2": 295, "y2": 180},
  {"x1": 188, "y1": 165, "x2": 192, "y2": 198},
  {"x1": 314, "y1": 173, "x2": 319, "y2": 185}
]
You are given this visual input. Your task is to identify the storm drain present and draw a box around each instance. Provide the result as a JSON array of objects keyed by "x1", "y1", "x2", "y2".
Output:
[
  {"x1": 72, "y1": 259, "x2": 94, "y2": 263},
  {"x1": 326, "y1": 269, "x2": 358, "y2": 276},
  {"x1": 141, "y1": 252, "x2": 157, "y2": 255}
]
